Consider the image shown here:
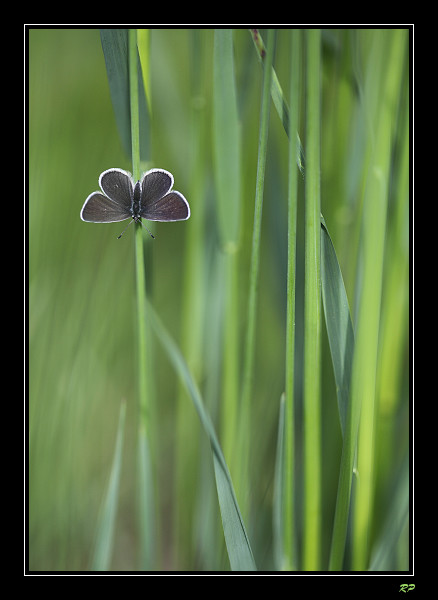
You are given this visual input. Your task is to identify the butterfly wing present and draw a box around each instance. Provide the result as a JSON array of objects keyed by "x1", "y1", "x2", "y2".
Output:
[
  {"x1": 80, "y1": 192, "x2": 132, "y2": 223},
  {"x1": 140, "y1": 169, "x2": 190, "y2": 221},
  {"x1": 81, "y1": 168, "x2": 134, "y2": 223},
  {"x1": 140, "y1": 191, "x2": 190, "y2": 221},
  {"x1": 99, "y1": 168, "x2": 134, "y2": 212}
]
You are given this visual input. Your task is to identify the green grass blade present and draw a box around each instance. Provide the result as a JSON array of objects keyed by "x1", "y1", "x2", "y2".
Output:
[
  {"x1": 213, "y1": 29, "x2": 241, "y2": 249},
  {"x1": 129, "y1": 28, "x2": 155, "y2": 570},
  {"x1": 212, "y1": 29, "x2": 241, "y2": 479},
  {"x1": 137, "y1": 428, "x2": 156, "y2": 569},
  {"x1": 351, "y1": 29, "x2": 407, "y2": 570},
  {"x1": 90, "y1": 401, "x2": 127, "y2": 571},
  {"x1": 283, "y1": 29, "x2": 301, "y2": 572},
  {"x1": 174, "y1": 30, "x2": 209, "y2": 568},
  {"x1": 250, "y1": 28, "x2": 304, "y2": 173},
  {"x1": 321, "y1": 214, "x2": 359, "y2": 571},
  {"x1": 321, "y1": 215, "x2": 354, "y2": 437},
  {"x1": 368, "y1": 453, "x2": 409, "y2": 571},
  {"x1": 240, "y1": 28, "x2": 275, "y2": 514},
  {"x1": 148, "y1": 302, "x2": 257, "y2": 571},
  {"x1": 273, "y1": 394, "x2": 286, "y2": 569},
  {"x1": 211, "y1": 452, "x2": 256, "y2": 572},
  {"x1": 303, "y1": 28, "x2": 322, "y2": 571},
  {"x1": 129, "y1": 29, "x2": 141, "y2": 180},
  {"x1": 136, "y1": 29, "x2": 152, "y2": 116},
  {"x1": 100, "y1": 28, "x2": 150, "y2": 161}
]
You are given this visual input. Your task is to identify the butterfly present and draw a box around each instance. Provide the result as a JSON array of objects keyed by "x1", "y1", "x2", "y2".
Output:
[{"x1": 80, "y1": 168, "x2": 190, "y2": 238}]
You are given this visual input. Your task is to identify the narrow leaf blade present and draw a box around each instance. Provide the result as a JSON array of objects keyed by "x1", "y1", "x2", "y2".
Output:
[
  {"x1": 100, "y1": 29, "x2": 150, "y2": 161},
  {"x1": 148, "y1": 302, "x2": 257, "y2": 571},
  {"x1": 321, "y1": 216, "x2": 355, "y2": 436}
]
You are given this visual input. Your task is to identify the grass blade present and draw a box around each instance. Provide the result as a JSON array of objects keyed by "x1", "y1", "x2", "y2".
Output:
[
  {"x1": 302, "y1": 28, "x2": 322, "y2": 571},
  {"x1": 213, "y1": 29, "x2": 241, "y2": 249},
  {"x1": 351, "y1": 29, "x2": 407, "y2": 570},
  {"x1": 250, "y1": 28, "x2": 304, "y2": 172},
  {"x1": 100, "y1": 28, "x2": 150, "y2": 161},
  {"x1": 148, "y1": 302, "x2": 257, "y2": 571},
  {"x1": 90, "y1": 401, "x2": 127, "y2": 571},
  {"x1": 368, "y1": 453, "x2": 409, "y2": 571},
  {"x1": 129, "y1": 28, "x2": 155, "y2": 570},
  {"x1": 212, "y1": 29, "x2": 241, "y2": 479},
  {"x1": 321, "y1": 214, "x2": 359, "y2": 571},
  {"x1": 137, "y1": 427, "x2": 155, "y2": 569},
  {"x1": 321, "y1": 215, "x2": 354, "y2": 437},
  {"x1": 136, "y1": 29, "x2": 152, "y2": 116},
  {"x1": 282, "y1": 29, "x2": 301, "y2": 572},
  {"x1": 240, "y1": 28, "x2": 275, "y2": 515},
  {"x1": 273, "y1": 394, "x2": 286, "y2": 569}
]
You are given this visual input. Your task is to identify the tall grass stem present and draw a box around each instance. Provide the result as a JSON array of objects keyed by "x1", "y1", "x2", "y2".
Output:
[
  {"x1": 303, "y1": 28, "x2": 322, "y2": 571},
  {"x1": 240, "y1": 28, "x2": 275, "y2": 516},
  {"x1": 283, "y1": 28, "x2": 301, "y2": 571},
  {"x1": 129, "y1": 28, "x2": 154, "y2": 569},
  {"x1": 213, "y1": 29, "x2": 241, "y2": 482}
]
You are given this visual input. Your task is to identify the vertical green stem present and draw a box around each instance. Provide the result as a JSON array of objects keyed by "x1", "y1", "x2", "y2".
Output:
[
  {"x1": 240, "y1": 28, "x2": 275, "y2": 514},
  {"x1": 303, "y1": 28, "x2": 322, "y2": 571},
  {"x1": 222, "y1": 250, "x2": 240, "y2": 467},
  {"x1": 129, "y1": 30, "x2": 141, "y2": 183},
  {"x1": 283, "y1": 29, "x2": 300, "y2": 571},
  {"x1": 212, "y1": 29, "x2": 241, "y2": 486},
  {"x1": 174, "y1": 30, "x2": 207, "y2": 568},
  {"x1": 129, "y1": 28, "x2": 154, "y2": 569},
  {"x1": 130, "y1": 29, "x2": 147, "y2": 430}
]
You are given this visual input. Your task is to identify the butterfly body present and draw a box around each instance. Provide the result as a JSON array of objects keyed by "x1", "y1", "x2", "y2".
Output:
[{"x1": 131, "y1": 181, "x2": 142, "y2": 223}]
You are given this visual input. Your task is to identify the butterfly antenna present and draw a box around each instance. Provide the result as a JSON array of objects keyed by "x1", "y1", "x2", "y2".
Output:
[
  {"x1": 117, "y1": 219, "x2": 135, "y2": 239},
  {"x1": 139, "y1": 219, "x2": 155, "y2": 239}
]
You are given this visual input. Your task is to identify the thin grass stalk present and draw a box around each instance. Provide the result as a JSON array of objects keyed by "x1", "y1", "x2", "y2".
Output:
[
  {"x1": 240, "y1": 28, "x2": 275, "y2": 517},
  {"x1": 374, "y1": 34, "x2": 409, "y2": 508},
  {"x1": 303, "y1": 28, "x2": 322, "y2": 571},
  {"x1": 174, "y1": 29, "x2": 208, "y2": 568},
  {"x1": 282, "y1": 28, "x2": 301, "y2": 571},
  {"x1": 212, "y1": 29, "x2": 241, "y2": 483},
  {"x1": 136, "y1": 29, "x2": 152, "y2": 117},
  {"x1": 129, "y1": 28, "x2": 154, "y2": 569},
  {"x1": 222, "y1": 251, "x2": 240, "y2": 467},
  {"x1": 250, "y1": 28, "x2": 304, "y2": 172},
  {"x1": 273, "y1": 393, "x2": 286, "y2": 568},
  {"x1": 130, "y1": 28, "x2": 147, "y2": 432},
  {"x1": 328, "y1": 367, "x2": 361, "y2": 570}
]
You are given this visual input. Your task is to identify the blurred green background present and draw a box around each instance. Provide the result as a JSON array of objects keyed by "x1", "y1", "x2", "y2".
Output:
[{"x1": 29, "y1": 28, "x2": 409, "y2": 571}]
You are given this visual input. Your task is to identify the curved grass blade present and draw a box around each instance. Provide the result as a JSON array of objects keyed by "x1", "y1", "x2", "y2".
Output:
[
  {"x1": 320, "y1": 215, "x2": 354, "y2": 436},
  {"x1": 321, "y1": 215, "x2": 360, "y2": 570},
  {"x1": 250, "y1": 28, "x2": 304, "y2": 173},
  {"x1": 320, "y1": 216, "x2": 362, "y2": 571},
  {"x1": 148, "y1": 302, "x2": 257, "y2": 571},
  {"x1": 90, "y1": 400, "x2": 127, "y2": 571},
  {"x1": 100, "y1": 29, "x2": 150, "y2": 161}
]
